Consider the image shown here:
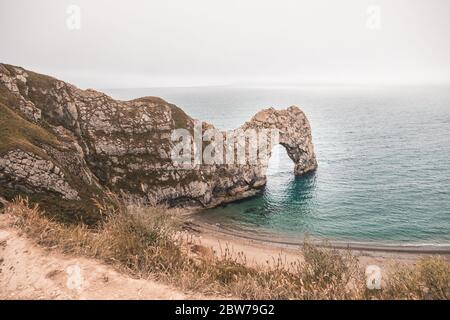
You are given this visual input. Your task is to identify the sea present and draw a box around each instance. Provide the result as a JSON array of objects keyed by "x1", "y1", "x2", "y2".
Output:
[{"x1": 105, "y1": 85, "x2": 450, "y2": 245}]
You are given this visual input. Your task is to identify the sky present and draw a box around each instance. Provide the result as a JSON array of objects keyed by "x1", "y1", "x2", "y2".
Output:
[{"x1": 1, "y1": 0, "x2": 450, "y2": 88}]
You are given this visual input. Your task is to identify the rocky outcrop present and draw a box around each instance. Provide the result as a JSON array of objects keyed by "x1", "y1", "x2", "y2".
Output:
[
  {"x1": 0, "y1": 150, "x2": 79, "y2": 200},
  {"x1": 242, "y1": 107, "x2": 317, "y2": 175},
  {"x1": 0, "y1": 63, "x2": 317, "y2": 221}
]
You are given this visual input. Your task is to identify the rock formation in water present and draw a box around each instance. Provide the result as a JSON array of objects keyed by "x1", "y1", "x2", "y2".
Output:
[{"x1": 0, "y1": 64, "x2": 317, "y2": 222}]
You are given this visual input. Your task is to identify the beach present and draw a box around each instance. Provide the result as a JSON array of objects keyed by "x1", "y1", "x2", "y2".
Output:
[{"x1": 188, "y1": 219, "x2": 450, "y2": 272}]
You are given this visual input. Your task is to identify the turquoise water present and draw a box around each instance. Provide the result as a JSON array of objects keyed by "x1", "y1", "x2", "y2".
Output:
[{"x1": 106, "y1": 86, "x2": 450, "y2": 244}]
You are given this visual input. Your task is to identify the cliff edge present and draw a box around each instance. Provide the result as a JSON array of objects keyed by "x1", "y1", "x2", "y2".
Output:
[{"x1": 0, "y1": 64, "x2": 317, "y2": 222}]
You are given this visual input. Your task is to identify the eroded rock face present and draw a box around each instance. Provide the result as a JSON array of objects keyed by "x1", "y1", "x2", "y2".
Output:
[
  {"x1": 0, "y1": 150, "x2": 79, "y2": 200},
  {"x1": 241, "y1": 106, "x2": 317, "y2": 175},
  {"x1": 0, "y1": 63, "x2": 317, "y2": 219}
]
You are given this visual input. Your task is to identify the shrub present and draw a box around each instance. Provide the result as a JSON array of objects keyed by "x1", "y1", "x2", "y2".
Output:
[{"x1": 383, "y1": 257, "x2": 450, "y2": 299}]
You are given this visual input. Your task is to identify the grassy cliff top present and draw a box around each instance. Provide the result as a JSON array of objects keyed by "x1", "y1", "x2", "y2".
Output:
[{"x1": 0, "y1": 102, "x2": 60, "y2": 157}]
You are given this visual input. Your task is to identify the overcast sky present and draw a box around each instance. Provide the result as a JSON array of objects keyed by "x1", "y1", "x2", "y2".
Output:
[{"x1": 1, "y1": 0, "x2": 450, "y2": 88}]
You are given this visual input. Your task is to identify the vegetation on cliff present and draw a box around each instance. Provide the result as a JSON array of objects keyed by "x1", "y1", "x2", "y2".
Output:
[{"x1": 0, "y1": 103, "x2": 59, "y2": 156}]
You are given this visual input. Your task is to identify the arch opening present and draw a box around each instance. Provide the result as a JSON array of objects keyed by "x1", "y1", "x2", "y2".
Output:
[{"x1": 266, "y1": 144, "x2": 295, "y2": 177}]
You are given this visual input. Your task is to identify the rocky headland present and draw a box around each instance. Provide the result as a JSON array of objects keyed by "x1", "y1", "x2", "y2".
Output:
[{"x1": 0, "y1": 64, "x2": 317, "y2": 223}]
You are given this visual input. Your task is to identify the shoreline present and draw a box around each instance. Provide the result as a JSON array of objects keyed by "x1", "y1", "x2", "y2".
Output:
[
  {"x1": 187, "y1": 218, "x2": 450, "y2": 256},
  {"x1": 187, "y1": 219, "x2": 450, "y2": 275}
]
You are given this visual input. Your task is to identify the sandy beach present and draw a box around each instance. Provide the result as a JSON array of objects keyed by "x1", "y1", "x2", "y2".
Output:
[{"x1": 187, "y1": 218, "x2": 450, "y2": 272}]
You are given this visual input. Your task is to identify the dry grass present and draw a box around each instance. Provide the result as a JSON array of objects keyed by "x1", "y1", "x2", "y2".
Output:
[
  {"x1": 382, "y1": 257, "x2": 450, "y2": 299},
  {"x1": 2, "y1": 197, "x2": 449, "y2": 300}
]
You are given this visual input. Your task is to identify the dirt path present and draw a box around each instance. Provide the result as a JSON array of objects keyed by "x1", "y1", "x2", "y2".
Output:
[{"x1": 0, "y1": 227, "x2": 207, "y2": 300}]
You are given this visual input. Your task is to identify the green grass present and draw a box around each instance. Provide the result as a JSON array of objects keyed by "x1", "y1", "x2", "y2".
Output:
[{"x1": 0, "y1": 102, "x2": 60, "y2": 157}]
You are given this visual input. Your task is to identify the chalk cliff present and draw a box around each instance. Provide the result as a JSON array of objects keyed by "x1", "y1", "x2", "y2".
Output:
[{"x1": 0, "y1": 64, "x2": 317, "y2": 222}]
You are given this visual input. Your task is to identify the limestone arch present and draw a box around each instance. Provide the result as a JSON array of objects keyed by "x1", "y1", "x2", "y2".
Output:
[{"x1": 238, "y1": 106, "x2": 317, "y2": 176}]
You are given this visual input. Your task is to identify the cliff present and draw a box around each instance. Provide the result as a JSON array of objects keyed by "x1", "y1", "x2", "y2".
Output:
[{"x1": 0, "y1": 64, "x2": 317, "y2": 223}]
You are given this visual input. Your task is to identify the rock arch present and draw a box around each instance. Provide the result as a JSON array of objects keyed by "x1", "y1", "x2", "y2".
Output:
[
  {"x1": 239, "y1": 106, "x2": 317, "y2": 175},
  {"x1": 0, "y1": 63, "x2": 318, "y2": 213}
]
